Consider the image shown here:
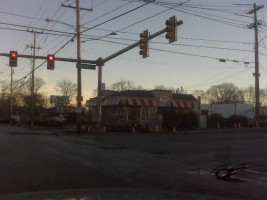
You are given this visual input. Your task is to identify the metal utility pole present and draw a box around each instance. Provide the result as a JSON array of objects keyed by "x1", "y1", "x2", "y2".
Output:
[
  {"x1": 26, "y1": 31, "x2": 42, "y2": 126},
  {"x1": 96, "y1": 58, "x2": 103, "y2": 129},
  {"x1": 76, "y1": 0, "x2": 82, "y2": 133},
  {"x1": 10, "y1": 66, "x2": 13, "y2": 118},
  {"x1": 247, "y1": 3, "x2": 264, "y2": 121}
]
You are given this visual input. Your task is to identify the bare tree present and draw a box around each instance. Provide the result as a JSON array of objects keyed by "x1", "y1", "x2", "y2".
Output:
[
  {"x1": 192, "y1": 89, "x2": 208, "y2": 103},
  {"x1": 243, "y1": 85, "x2": 266, "y2": 105},
  {"x1": 206, "y1": 83, "x2": 244, "y2": 104},
  {"x1": 55, "y1": 79, "x2": 77, "y2": 101},
  {"x1": 18, "y1": 77, "x2": 46, "y2": 108},
  {"x1": 154, "y1": 85, "x2": 186, "y2": 94},
  {"x1": 19, "y1": 77, "x2": 45, "y2": 96},
  {"x1": 110, "y1": 79, "x2": 135, "y2": 91}
]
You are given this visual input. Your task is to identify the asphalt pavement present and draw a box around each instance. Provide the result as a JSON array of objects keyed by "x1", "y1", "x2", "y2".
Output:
[{"x1": 0, "y1": 124, "x2": 267, "y2": 199}]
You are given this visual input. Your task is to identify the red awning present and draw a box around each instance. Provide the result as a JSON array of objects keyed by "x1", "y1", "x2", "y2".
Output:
[
  {"x1": 172, "y1": 101, "x2": 198, "y2": 109},
  {"x1": 151, "y1": 99, "x2": 157, "y2": 107},
  {"x1": 103, "y1": 98, "x2": 121, "y2": 106},
  {"x1": 127, "y1": 98, "x2": 135, "y2": 106},
  {"x1": 172, "y1": 101, "x2": 178, "y2": 108},
  {"x1": 135, "y1": 98, "x2": 142, "y2": 106},
  {"x1": 127, "y1": 98, "x2": 156, "y2": 107},
  {"x1": 143, "y1": 99, "x2": 150, "y2": 106}
]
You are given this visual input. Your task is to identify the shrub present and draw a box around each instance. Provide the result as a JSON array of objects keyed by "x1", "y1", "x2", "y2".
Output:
[
  {"x1": 163, "y1": 110, "x2": 198, "y2": 130},
  {"x1": 207, "y1": 113, "x2": 224, "y2": 128},
  {"x1": 227, "y1": 115, "x2": 247, "y2": 128}
]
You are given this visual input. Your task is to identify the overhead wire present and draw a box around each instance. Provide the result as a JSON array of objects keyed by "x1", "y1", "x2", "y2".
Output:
[
  {"x1": 12, "y1": 0, "x2": 48, "y2": 52},
  {"x1": 85, "y1": 0, "x2": 191, "y2": 42},
  {"x1": 186, "y1": 52, "x2": 254, "y2": 89},
  {"x1": 82, "y1": 0, "x2": 134, "y2": 26},
  {"x1": 154, "y1": 2, "x2": 249, "y2": 29}
]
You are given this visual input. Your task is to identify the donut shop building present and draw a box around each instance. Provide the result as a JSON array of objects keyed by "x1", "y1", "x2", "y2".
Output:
[{"x1": 86, "y1": 90, "x2": 199, "y2": 130}]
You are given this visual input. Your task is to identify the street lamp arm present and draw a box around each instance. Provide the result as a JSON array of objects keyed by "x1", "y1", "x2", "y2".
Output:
[{"x1": 45, "y1": 18, "x2": 76, "y2": 30}]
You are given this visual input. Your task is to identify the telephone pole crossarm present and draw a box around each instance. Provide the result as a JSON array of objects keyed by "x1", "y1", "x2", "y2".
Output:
[{"x1": 61, "y1": 4, "x2": 93, "y2": 11}]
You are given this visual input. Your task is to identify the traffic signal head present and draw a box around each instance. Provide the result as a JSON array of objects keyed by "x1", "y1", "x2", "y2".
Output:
[
  {"x1": 166, "y1": 16, "x2": 177, "y2": 43},
  {"x1": 139, "y1": 30, "x2": 149, "y2": 58},
  {"x1": 9, "y1": 51, "x2": 18, "y2": 67},
  {"x1": 47, "y1": 54, "x2": 55, "y2": 70}
]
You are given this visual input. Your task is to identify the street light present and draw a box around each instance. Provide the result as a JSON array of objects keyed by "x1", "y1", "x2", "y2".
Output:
[{"x1": 45, "y1": 18, "x2": 76, "y2": 29}]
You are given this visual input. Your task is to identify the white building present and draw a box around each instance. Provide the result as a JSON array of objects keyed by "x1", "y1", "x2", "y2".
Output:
[{"x1": 201, "y1": 103, "x2": 255, "y2": 119}]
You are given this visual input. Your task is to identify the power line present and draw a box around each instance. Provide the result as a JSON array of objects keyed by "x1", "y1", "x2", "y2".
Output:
[
  {"x1": 0, "y1": 11, "x2": 45, "y2": 22},
  {"x1": 84, "y1": 0, "x2": 191, "y2": 42},
  {"x1": 0, "y1": 21, "x2": 76, "y2": 36},
  {"x1": 84, "y1": 27, "x2": 255, "y2": 45},
  {"x1": 93, "y1": 35, "x2": 254, "y2": 52},
  {"x1": 154, "y1": 2, "x2": 249, "y2": 29},
  {"x1": 80, "y1": 1, "x2": 152, "y2": 34},
  {"x1": 82, "y1": 0, "x2": 135, "y2": 26},
  {"x1": 186, "y1": 52, "x2": 254, "y2": 89},
  {"x1": 84, "y1": 37, "x2": 254, "y2": 64}
]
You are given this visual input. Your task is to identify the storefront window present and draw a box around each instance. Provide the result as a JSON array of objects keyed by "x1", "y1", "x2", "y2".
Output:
[
  {"x1": 142, "y1": 107, "x2": 149, "y2": 121},
  {"x1": 128, "y1": 108, "x2": 137, "y2": 121}
]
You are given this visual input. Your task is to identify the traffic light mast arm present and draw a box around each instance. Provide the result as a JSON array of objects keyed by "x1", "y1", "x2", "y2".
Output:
[
  {"x1": 0, "y1": 53, "x2": 97, "y2": 64},
  {"x1": 102, "y1": 20, "x2": 183, "y2": 64}
]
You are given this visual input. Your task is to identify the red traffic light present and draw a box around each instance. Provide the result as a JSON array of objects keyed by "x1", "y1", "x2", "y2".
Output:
[
  {"x1": 9, "y1": 51, "x2": 18, "y2": 67},
  {"x1": 48, "y1": 55, "x2": 54, "y2": 61},
  {"x1": 47, "y1": 54, "x2": 55, "y2": 70},
  {"x1": 11, "y1": 52, "x2": 17, "y2": 58}
]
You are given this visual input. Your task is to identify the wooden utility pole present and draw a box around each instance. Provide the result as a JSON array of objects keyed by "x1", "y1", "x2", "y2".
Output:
[
  {"x1": 62, "y1": 0, "x2": 93, "y2": 133},
  {"x1": 26, "y1": 30, "x2": 42, "y2": 126},
  {"x1": 247, "y1": 3, "x2": 264, "y2": 120}
]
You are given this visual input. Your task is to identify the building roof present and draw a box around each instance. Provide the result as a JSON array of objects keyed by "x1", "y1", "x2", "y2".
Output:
[
  {"x1": 110, "y1": 90, "x2": 154, "y2": 98},
  {"x1": 172, "y1": 93, "x2": 197, "y2": 101}
]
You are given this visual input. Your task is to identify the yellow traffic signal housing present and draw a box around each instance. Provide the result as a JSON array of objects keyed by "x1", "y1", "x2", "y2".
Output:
[
  {"x1": 9, "y1": 51, "x2": 18, "y2": 67},
  {"x1": 139, "y1": 30, "x2": 149, "y2": 58},
  {"x1": 166, "y1": 16, "x2": 177, "y2": 43}
]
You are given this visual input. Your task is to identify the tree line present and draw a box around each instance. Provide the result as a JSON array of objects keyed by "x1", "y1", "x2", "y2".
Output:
[
  {"x1": 107, "y1": 80, "x2": 265, "y2": 105},
  {"x1": 0, "y1": 78, "x2": 77, "y2": 118}
]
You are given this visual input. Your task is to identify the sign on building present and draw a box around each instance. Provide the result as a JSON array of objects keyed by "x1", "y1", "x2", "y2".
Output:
[{"x1": 159, "y1": 96, "x2": 170, "y2": 102}]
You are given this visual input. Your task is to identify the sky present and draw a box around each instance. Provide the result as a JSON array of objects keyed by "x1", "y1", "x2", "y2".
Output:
[{"x1": 0, "y1": 0, "x2": 267, "y2": 104}]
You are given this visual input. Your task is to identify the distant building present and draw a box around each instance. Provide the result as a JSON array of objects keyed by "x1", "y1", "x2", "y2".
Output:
[
  {"x1": 201, "y1": 103, "x2": 255, "y2": 119},
  {"x1": 86, "y1": 90, "x2": 199, "y2": 131}
]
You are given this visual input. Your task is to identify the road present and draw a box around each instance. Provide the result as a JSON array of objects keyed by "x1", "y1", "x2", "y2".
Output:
[{"x1": 0, "y1": 124, "x2": 267, "y2": 199}]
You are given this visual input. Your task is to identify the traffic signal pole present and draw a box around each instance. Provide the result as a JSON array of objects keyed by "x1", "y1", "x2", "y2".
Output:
[
  {"x1": 102, "y1": 21, "x2": 182, "y2": 63},
  {"x1": 95, "y1": 19, "x2": 183, "y2": 129},
  {"x1": 0, "y1": 53, "x2": 97, "y2": 64},
  {"x1": 76, "y1": 0, "x2": 82, "y2": 134},
  {"x1": 10, "y1": 66, "x2": 13, "y2": 119}
]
